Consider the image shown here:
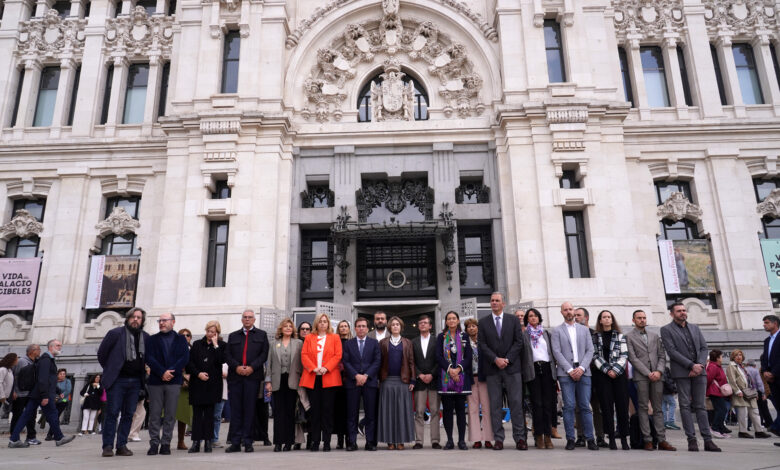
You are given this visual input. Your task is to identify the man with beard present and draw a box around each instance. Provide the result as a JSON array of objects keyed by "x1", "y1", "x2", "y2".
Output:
[
  {"x1": 96, "y1": 307, "x2": 150, "y2": 457},
  {"x1": 368, "y1": 311, "x2": 388, "y2": 341},
  {"x1": 8, "y1": 339, "x2": 75, "y2": 448}
]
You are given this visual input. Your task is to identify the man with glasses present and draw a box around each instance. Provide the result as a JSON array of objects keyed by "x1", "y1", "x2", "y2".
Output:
[
  {"x1": 97, "y1": 307, "x2": 150, "y2": 457},
  {"x1": 145, "y1": 312, "x2": 190, "y2": 456},
  {"x1": 224, "y1": 309, "x2": 269, "y2": 453}
]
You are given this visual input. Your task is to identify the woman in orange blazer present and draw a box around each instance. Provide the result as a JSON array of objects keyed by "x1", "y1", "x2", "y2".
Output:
[{"x1": 300, "y1": 312, "x2": 343, "y2": 451}]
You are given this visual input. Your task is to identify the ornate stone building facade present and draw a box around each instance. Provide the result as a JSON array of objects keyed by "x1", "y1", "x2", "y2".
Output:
[{"x1": 1, "y1": 0, "x2": 779, "y2": 384}]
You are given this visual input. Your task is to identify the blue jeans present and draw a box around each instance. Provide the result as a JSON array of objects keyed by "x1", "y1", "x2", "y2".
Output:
[
  {"x1": 102, "y1": 377, "x2": 141, "y2": 450},
  {"x1": 213, "y1": 400, "x2": 225, "y2": 442},
  {"x1": 662, "y1": 394, "x2": 676, "y2": 423},
  {"x1": 10, "y1": 396, "x2": 62, "y2": 442},
  {"x1": 559, "y1": 375, "x2": 594, "y2": 441},
  {"x1": 710, "y1": 395, "x2": 729, "y2": 433}
]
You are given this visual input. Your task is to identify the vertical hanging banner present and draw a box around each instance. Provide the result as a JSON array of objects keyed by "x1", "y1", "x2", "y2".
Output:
[
  {"x1": 658, "y1": 240, "x2": 716, "y2": 294},
  {"x1": 85, "y1": 255, "x2": 140, "y2": 309},
  {"x1": 760, "y1": 239, "x2": 780, "y2": 293},
  {"x1": 0, "y1": 258, "x2": 42, "y2": 311}
]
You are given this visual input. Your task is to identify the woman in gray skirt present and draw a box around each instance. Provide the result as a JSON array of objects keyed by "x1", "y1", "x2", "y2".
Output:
[{"x1": 377, "y1": 316, "x2": 416, "y2": 450}]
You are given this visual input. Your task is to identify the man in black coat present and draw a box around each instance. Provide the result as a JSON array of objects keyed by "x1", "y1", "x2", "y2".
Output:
[
  {"x1": 8, "y1": 339, "x2": 75, "y2": 448},
  {"x1": 342, "y1": 316, "x2": 381, "y2": 451},
  {"x1": 224, "y1": 309, "x2": 269, "y2": 453},
  {"x1": 761, "y1": 314, "x2": 780, "y2": 435},
  {"x1": 411, "y1": 314, "x2": 441, "y2": 449},
  {"x1": 97, "y1": 307, "x2": 150, "y2": 457},
  {"x1": 478, "y1": 292, "x2": 527, "y2": 450}
]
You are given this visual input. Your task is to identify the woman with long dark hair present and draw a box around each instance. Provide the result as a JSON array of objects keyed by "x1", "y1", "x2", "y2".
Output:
[
  {"x1": 80, "y1": 374, "x2": 103, "y2": 435},
  {"x1": 523, "y1": 308, "x2": 557, "y2": 449},
  {"x1": 295, "y1": 322, "x2": 312, "y2": 450},
  {"x1": 436, "y1": 311, "x2": 472, "y2": 450},
  {"x1": 592, "y1": 310, "x2": 630, "y2": 450},
  {"x1": 0, "y1": 353, "x2": 18, "y2": 405}
]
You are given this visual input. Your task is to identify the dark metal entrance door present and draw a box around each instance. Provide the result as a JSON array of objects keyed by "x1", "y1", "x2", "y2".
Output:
[{"x1": 356, "y1": 239, "x2": 437, "y2": 300}]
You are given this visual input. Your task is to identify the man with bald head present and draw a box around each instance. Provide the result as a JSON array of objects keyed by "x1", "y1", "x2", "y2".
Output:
[
  {"x1": 551, "y1": 302, "x2": 597, "y2": 451},
  {"x1": 146, "y1": 312, "x2": 190, "y2": 455}
]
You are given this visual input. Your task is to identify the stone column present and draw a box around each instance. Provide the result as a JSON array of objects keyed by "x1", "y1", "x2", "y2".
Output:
[
  {"x1": 49, "y1": 57, "x2": 78, "y2": 138},
  {"x1": 120, "y1": 0, "x2": 132, "y2": 15},
  {"x1": 662, "y1": 36, "x2": 689, "y2": 119},
  {"x1": 69, "y1": 0, "x2": 84, "y2": 17},
  {"x1": 495, "y1": 0, "x2": 528, "y2": 105},
  {"x1": 103, "y1": 55, "x2": 129, "y2": 137},
  {"x1": 333, "y1": 145, "x2": 356, "y2": 305},
  {"x1": 0, "y1": 0, "x2": 35, "y2": 129},
  {"x1": 13, "y1": 58, "x2": 43, "y2": 134},
  {"x1": 154, "y1": 0, "x2": 165, "y2": 15},
  {"x1": 141, "y1": 55, "x2": 163, "y2": 135},
  {"x1": 432, "y1": 142, "x2": 461, "y2": 306},
  {"x1": 715, "y1": 34, "x2": 745, "y2": 117},
  {"x1": 681, "y1": 1, "x2": 723, "y2": 118},
  {"x1": 71, "y1": 0, "x2": 111, "y2": 136},
  {"x1": 34, "y1": 0, "x2": 50, "y2": 16},
  {"x1": 626, "y1": 36, "x2": 651, "y2": 119},
  {"x1": 752, "y1": 35, "x2": 780, "y2": 116}
]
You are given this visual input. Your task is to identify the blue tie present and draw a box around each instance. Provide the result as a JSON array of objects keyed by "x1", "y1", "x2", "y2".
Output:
[
  {"x1": 359, "y1": 339, "x2": 364, "y2": 357},
  {"x1": 495, "y1": 315, "x2": 502, "y2": 337}
]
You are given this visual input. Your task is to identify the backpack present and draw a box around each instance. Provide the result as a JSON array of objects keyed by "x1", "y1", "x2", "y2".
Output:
[{"x1": 16, "y1": 362, "x2": 37, "y2": 392}]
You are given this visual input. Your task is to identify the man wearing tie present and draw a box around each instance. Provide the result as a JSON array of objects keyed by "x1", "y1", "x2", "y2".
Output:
[
  {"x1": 224, "y1": 309, "x2": 269, "y2": 453},
  {"x1": 761, "y1": 314, "x2": 780, "y2": 436},
  {"x1": 411, "y1": 314, "x2": 441, "y2": 449},
  {"x1": 342, "y1": 317, "x2": 381, "y2": 451},
  {"x1": 478, "y1": 292, "x2": 527, "y2": 450}
]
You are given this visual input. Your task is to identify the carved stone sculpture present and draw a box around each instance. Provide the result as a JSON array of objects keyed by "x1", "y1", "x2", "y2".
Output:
[
  {"x1": 0, "y1": 210, "x2": 44, "y2": 241},
  {"x1": 702, "y1": 0, "x2": 777, "y2": 38},
  {"x1": 757, "y1": 188, "x2": 780, "y2": 218},
  {"x1": 612, "y1": 0, "x2": 685, "y2": 43},
  {"x1": 370, "y1": 58, "x2": 416, "y2": 122},
  {"x1": 95, "y1": 206, "x2": 141, "y2": 237},
  {"x1": 104, "y1": 6, "x2": 174, "y2": 59},
  {"x1": 657, "y1": 191, "x2": 703, "y2": 222},
  {"x1": 16, "y1": 9, "x2": 86, "y2": 60}
]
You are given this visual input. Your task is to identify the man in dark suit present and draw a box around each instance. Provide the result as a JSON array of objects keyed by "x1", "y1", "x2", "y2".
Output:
[
  {"x1": 660, "y1": 302, "x2": 720, "y2": 452},
  {"x1": 224, "y1": 309, "x2": 269, "y2": 453},
  {"x1": 478, "y1": 292, "x2": 527, "y2": 450},
  {"x1": 342, "y1": 316, "x2": 381, "y2": 451},
  {"x1": 8, "y1": 339, "x2": 75, "y2": 449},
  {"x1": 96, "y1": 307, "x2": 150, "y2": 457},
  {"x1": 411, "y1": 314, "x2": 441, "y2": 449},
  {"x1": 145, "y1": 312, "x2": 190, "y2": 456},
  {"x1": 761, "y1": 314, "x2": 780, "y2": 435}
]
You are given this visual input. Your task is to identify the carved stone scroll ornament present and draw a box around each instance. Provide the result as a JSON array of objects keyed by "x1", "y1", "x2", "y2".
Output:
[
  {"x1": 16, "y1": 9, "x2": 87, "y2": 59},
  {"x1": 356, "y1": 179, "x2": 434, "y2": 221},
  {"x1": 104, "y1": 6, "x2": 174, "y2": 59},
  {"x1": 612, "y1": 0, "x2": 685, "y2": 43},
  {"x1": 95, "y1": 206, "x2": 141, "y2": 238},
  {"x1": 702, "y1": 0, "x2": 777, "y2": 38},
  {"x1": 302, "y1": 2, "x2": 485, "y2": 121},
  {"x1": 757, "y1": 188, "x2": 780, "y2": 218},
  {"x1": 656, "y1": 192, "x2": 703, "y2": 223},
  {"x1": 0, "y1": 210, "x2": 44, "y2": 241},
  {"x1": 285, "y1": 0, "x2": 497, "y2": 49}
]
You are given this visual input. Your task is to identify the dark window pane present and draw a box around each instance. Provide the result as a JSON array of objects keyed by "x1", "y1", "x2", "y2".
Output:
[
  {"x1": 53, "y1": 0, "x2": 71, "y2": 17},
  {"x1": 34, "y1": 67, "x2": 61, "y2": 127},
  {"x1": 563, "y1": 211, "x2": 590, "y2": 278},
  {"x1": 544, "y1": 20, "x2": 566, "y2": 83},
  {"x1": 566, "y1": 236, "x2": 582, "y2": 276},
  {"x1": 464, "y1": 236, "x2": 481, "y2": 255},
  {"x1": 11, "y1": 69, "x2": 25, "y2": 127},
  {"x1": 123, "y1": 64, "x2": 149, "y2": 124},
  {"x1": 107, "y1": 196, "x2": 140, "y2": 219},
  {"x1": 733, "y1": 43, "x2": 764, "y2": 105},
  {"x1": 216, "y1": 223, "x2": 228, "y2": 243},
  {"x1": 136, "y1": 0, "x2": 156, "y2": 14},
  {"x1": 640, "y1": 47, "x2": 670, "y2": 107},
  {"x1": 356, "y1": 72, "x2": 428, "y2": 122},
  {"x1": 771, "y1": 44, "x2": 780, "y2": 91},
  {"x1": 618, "y1": 47, "x2": 634, "y2": 106},
  {"x1": 221, "y1": 32, "x2": 240, "y2": 93},
  {"x1": 206, "y1": 221, "x2": 229, "y2": 287},
  {"x1": 310, "y1": 269, "x2": 329, "y2": 291},
  {"x1": 157, "y1": 61, "x2": 169, "y2": 120},
  {"x1": 677, "y1": 46, "x2": 693, "y2": 106},
  {"x1": 212, "y1": 180, "x2": 231, "y2": 199},
  {"x1": 560, "y1": 170, "x2": 579, "y2": 189},
  {"x1": 67, "y1": 65, "x2": 81, "y2": 126},
  {"x1": 100, "y1": 64, "x2": 114, "y2": 125},
  {"x1": 312, "y1": 240, "x2": 328, "y2": 259},
  {"x1": 464, "y1": 265, "x2": 487, "y2": 289},
  {"x1": 755, "y1": 179, "x2": 778, "y2": 202},
  {"x1": 168, "y1": 0, "x2": 176, "y2": 15},
  {"x1": 655, "y1": 181, "x2": 692, "y2": 205},
  {"x1": 711, "y1": 44, "x2": 728, "y2": 105},
  {"x1": 14, "y1": 199, "x2": 46, "y2": 222}
]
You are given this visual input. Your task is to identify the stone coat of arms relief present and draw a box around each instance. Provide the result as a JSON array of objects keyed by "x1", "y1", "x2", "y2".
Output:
[{"x1": 370, "y1": 58, "x2": 416, "y2": 121}]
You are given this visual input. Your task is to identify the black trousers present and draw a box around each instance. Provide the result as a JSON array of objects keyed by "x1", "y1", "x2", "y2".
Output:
[
  {"x1": 272, "y1": 374, "x2": 297, "y2": 446},
  {"x1": 11, "y1": 397, "x2": 36, "y2": 439},
  {"x1": 253, "y1": 397, "x2": 269, "y2": 442},
  {"x1": 757, "y1": 394, "x2": 773, "y2": 428},
  {"x1": 191, "y1": 404, "x2": 215, "y2": 441},
  {"x1": 528, "y1": 362, "x2": 555, "y2": 436},
  {"x1": 333, "y1": 385, "x2": 347, "y2": 443},
  {"x1": 226, "y1": 378, "x2": 260, "y2": 446},
  {"x1": 308, "y1": 376, "x2": 335, "y2": 445},
  {"x1": 441, "y1": 394, "x2": 467, "y2": 444},
  {"x1": 598, "y1": 372, "x2": 630, "y2": 438}
]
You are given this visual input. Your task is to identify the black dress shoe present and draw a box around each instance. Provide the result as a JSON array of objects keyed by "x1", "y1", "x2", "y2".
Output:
[
  {"x1": 346, "y1": 443, "x2": 358, "y2": 451},
  {"x1": 244, "y1": 444, "x2": 254, "y2": 453},
  {"x1": 322, "y1": 443, "x2": 331, "y2": 452},
  {"x1": 565, "y1": 439, "x2": 576, "y2": 450},
  {"x1": 263, "y1": 439, "x2": 272, "y2": 446},
  {"x1": 597, "y1": 437, "x2": 608, "y2": 448},
  {"x1": 575, "y1": 436, "x2": 586, "y2": 447},
  {"x1": 283, "y1": 444, "x2": 292, "y2": 451},
  {"x1": 431, "y1": 442, "x2": 442, "y2": 449},
  {"x1": 225, "y1": 443, "x2": 242, "y2": 453},
  {"x1": 116, "y1": 446, "x2": 133, "y2": 456},
  {"x1": 310, "y1": 442, "x2": 320, "y2": 452},
  {"x1": 103, "y1": 447, "x2": 114, "y2": 457},
  {"x1": 293, "y1": 443, "x2": 301, "y2": 450},
  {"x1": 608, "y1": 437, "x2": 617, "y2": 450},
  {"x1": 703, "y1": 440, "x2": 721, "y2": 452},
  {"x1": 457, "y1": 441, "x2": 468, "y2": 450},
  {"x1": 189, "y1": 441, "x2": 201, "y2": 453},
  {"x1": 365, "y1": 443, "x2": 377, "y2": 451},
  {"x1": 204, "y1": 441, "x2": 212, "y2": 453},
  {"x1": 620, "y1": 437, "x2": 630, "y2": 450},
  {"x1": 443, "y1": 441, "x2": 455, "y2": 450},
  {"x1": 412, "y1": 443, "x2": 423, "y2": 449},
  {"x1": 274, "y1": 444, "x2": 282, "y2": 452},
  {"x1": 147, "y1": 445, "x2": 158, "y2": 456},
  {"x1": 159, "y1": 444, "x2": 171, "y2": 455},
  {"x1": 586, "y1": 439, "x2": 599, "y2": 451}
]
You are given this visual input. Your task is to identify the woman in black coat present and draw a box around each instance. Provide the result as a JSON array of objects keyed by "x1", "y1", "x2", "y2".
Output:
[{"x1": 186, "y1": 320, "x2": 226, "y2": 453}]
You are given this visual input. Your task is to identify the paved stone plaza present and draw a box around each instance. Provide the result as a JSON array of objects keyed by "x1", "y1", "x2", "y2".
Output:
[{"x1": 2, "y1": 422, "x2": 778, "y2": 469}]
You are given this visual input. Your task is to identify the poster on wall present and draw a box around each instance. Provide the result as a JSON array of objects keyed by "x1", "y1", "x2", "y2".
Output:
[
  {"x1": 658, "y1": 240, "x2": 717, "y2": 294},
  {"x1": 85, "y1": 255, "x2": 140, "y2": 309},
  {"x1": 0, "y1": 258, "x2": 42, "y2": 311},
  {"x1": 760, "y1": 239, "x2": 780, "y2": 293}
]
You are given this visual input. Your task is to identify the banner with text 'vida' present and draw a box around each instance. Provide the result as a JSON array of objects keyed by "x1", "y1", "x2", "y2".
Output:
[
  {"x1": 85, "y1": 255, "x2": 140, "y2": 309},
  {"x1": 0, "y1": 258, "x2": 42, "y2": 311},
  {"x1": 760, "y1": 239, "x2": 780, "y2": 293}
]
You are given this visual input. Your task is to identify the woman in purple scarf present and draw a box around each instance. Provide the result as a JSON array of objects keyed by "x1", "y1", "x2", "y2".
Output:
[{"x1": 436, "y1": 311, "x2": 473, "y2": 450}]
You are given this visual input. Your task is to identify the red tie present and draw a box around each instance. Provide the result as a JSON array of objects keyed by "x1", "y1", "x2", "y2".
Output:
[{"x1": 242, "y1": 330, "x2": 249, "y2": 366}]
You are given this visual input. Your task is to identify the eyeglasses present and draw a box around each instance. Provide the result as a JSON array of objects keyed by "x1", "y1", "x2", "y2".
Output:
[
  {"x1": 157, "y1": 319, "x2": 172, "y2": 323},
  {"x1": 242, "y1": 316, "x2": 255, "y2": 320},
  {"x1": 184, "y1": 334, "x2": 191, "y2": 338},
  {"x1": 300, "y1": 327, "x2": 311, "y2": 331}
]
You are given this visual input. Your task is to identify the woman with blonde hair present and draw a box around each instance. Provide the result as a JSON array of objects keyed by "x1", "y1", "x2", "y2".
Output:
[
  {"x1": 299, "y1": 313, "x2": 343, "y2": 451},
  {"x1": 726, "y1": 349, "x2": 771, "y2": 439},
  {"x1": 265, "y1": 318, "x2": 303, "y2": 451},
  {"x1": 377, "y1": 316, "x2": 415, "y2": 450},
  {"x1": 186, "y1": 321, "x2": 225, "y2": 453}
]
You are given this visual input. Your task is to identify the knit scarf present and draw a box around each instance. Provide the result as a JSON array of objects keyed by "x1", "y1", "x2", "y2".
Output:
[
  {"x1": 125, "y1": 326, "x2": 145, "y2": 361},
  {"x1": 528, "y1": 324, "x2": 544, "y2": 349},
  {"x1": 440, "y1": 330, "x2": 464, "y2": 393}
]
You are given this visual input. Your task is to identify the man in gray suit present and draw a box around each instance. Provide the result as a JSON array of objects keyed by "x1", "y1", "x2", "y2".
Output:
[
  {"x1": 659, "y1": 302, "x2": 720, "y2": 452},
  {"x1": 626, "y1": 309, "x2": 676, "y2": 451},
  {"x1": 551, "y1": 301, "x2": 598, "y2": 451}
]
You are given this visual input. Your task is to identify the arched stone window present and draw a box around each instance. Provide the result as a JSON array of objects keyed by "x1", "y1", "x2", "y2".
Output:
[{"x1": 356, "y1": 70, "x2": 428, "y2": 123}]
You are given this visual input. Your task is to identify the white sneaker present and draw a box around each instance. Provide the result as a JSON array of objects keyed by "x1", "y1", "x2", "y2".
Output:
[
  {"x1": 130, "y1": 436, "x2": 142, "y2": 442},
  {"x1": 711, "y1": 430, "x2": 725, "y2": 439}
]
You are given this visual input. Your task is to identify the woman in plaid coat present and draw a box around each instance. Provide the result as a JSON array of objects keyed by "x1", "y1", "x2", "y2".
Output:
[{"x1": 592, "y1": 310, "x2": 630, "y2": 450}]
